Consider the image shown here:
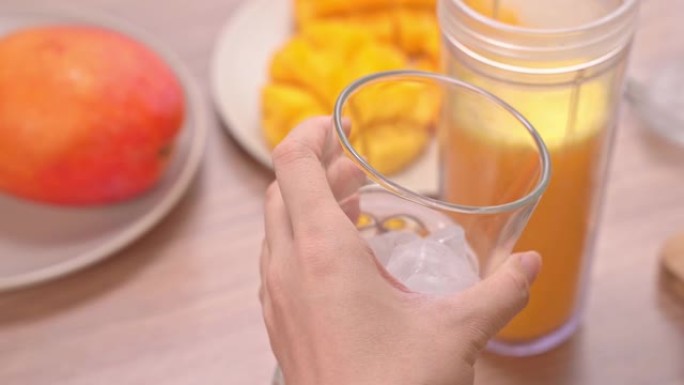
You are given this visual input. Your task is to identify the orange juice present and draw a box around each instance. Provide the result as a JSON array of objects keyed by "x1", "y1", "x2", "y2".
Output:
[
  {"x1": 438, "y1": 0, "x2": 637, "y2": 354},
  {"x1": 498, "y1": 128, "x2": 603, "y2": 341},
  {"x1": 442, "y1": 82, "x2": 610, "y2": 341}
]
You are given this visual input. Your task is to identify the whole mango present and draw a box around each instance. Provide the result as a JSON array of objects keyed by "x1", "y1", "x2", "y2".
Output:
[{"x1": 0, "y1": 26, "x2": 185, "y2": 205}]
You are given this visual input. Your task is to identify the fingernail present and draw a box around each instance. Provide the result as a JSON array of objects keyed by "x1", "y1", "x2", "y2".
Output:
[{"x1": 518, "y1": 252, "x2": 542, "y2": 283}]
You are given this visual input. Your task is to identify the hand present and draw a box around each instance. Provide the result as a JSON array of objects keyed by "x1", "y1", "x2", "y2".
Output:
[{"x1": 260, "y1": 117, "x2": 541, "y2": 385}]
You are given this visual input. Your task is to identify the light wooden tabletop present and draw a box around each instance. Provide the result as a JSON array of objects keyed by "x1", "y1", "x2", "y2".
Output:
[{"x1": 1, "y1": 0, "x2": 683, "y2": 384}]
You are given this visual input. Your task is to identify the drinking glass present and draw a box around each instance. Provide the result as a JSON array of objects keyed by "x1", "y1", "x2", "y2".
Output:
[
  {"x1": 335, "y1": 70, "x2": 550, "y2": 275},
  {"x1": 272, "y1": 69, "x2": 551, "y2": 384}
]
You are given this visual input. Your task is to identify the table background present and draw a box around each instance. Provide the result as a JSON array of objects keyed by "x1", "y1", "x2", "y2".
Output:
[{"x1": 1, "y1": 0, "x2": 683, "y2": 384}]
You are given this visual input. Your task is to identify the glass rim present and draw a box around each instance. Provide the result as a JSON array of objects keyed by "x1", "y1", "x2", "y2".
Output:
[
  {"x1": 333, "y1": 70, "x2": 552, "y2": 215},
  {"x1": 451, "y1": 0, "x2": 638, "y2": 36}
]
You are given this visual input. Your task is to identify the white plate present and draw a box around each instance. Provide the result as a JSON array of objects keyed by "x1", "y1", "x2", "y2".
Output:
[
  {"x1": 210, "y1": 0, "x2": 438, "y2": 192},
  {"x1": 0, "y1": 7, "x2": 208, "y2": 292},
  {"x1": 211, "y1": 0, "x2": 291, "y2": 168}
]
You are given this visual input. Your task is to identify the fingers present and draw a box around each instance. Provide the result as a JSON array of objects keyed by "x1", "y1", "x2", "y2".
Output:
[
  {"x1": 325, "y1": 119, "x2": 365, "y2": 221},
  {"x1": 259, "y1": 239, "x2": 269, "y2": 304},
  {"x1": 339, "y1": 193, "x2": 361, "y2": 223},
  {"x1": 264, "y1": 182, "x2": 292, "y2": 250},
  {"x1": 272, "y1": 117, "x2": 349, "y2": 236},
  {"x1": 259, "y1": 240, "x2": 274, "y2": 337},
  {"x1": 262, "y1": 182, "x2": 291, "y2": 309},
  {"x1": 326, "y1": 156, "x2": 366, "y2": 202},
  {"x1": 323, "y1": 117, "x2": 352, "y2": 166},
  {"x1": 455, "y1": 252, "x2": 541, "y2": 339}
]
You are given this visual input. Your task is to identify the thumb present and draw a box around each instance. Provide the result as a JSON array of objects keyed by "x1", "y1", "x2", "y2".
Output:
[{"x1": 457, "y1": 251, "x2": 541, "y2": 340}]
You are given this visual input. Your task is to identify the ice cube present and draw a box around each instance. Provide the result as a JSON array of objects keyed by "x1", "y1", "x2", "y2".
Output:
[
  {"x1": 368, "y1": 231, "x2": 420, "y2": 266},
  {"x1": 427, "y1": 225, "x2": 479, "y2": 274},
  {"x1": 386, "y1": 239, "x2": 451, "y2": 282},
  {"x1": 385, "y1": 230, "x2": 480, "y2": 295},
  {"x1": 404, "y1": 270, "x2": 473, "y2": 295},
  {"x1": 427, "y1": 225, "x2": 465, "y2": 253},
  {"x1": 404, "y1": 273, "x2": 447, "y2": 295}
]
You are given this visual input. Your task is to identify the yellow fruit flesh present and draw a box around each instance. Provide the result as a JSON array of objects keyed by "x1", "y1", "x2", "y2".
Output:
[{"x1": 263, "y1": 18, "x2": 441, "y2": 174}]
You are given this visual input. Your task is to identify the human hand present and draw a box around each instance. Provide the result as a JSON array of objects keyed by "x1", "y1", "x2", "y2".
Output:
[{"x1": 260, "y1": 117, "x2": 541, "y2": 385}]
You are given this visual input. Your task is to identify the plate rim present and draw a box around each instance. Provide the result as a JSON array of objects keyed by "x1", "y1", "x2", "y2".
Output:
[
  {"x1": 0, "y1": 6, "x2": 209, "y2": 292},
  {"x1": 210, "y1": 0, "x2": 291, "y2": 170}
]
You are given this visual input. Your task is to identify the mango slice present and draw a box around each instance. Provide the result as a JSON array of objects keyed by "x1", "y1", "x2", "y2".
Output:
[{"x1": 262, "y1": 22, "x2": 439, "y2": 174}]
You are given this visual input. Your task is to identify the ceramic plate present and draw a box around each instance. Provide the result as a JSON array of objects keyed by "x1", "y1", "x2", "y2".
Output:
[{"x1": 211, "y1": 0, "x2": 290, "y2": 168}]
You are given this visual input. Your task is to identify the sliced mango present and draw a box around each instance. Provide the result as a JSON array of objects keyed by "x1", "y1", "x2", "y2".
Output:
[
  {"x1": 262, "y1": 21, "x2": 440, "y2": 174},
  {"x1": 357, "y1": 121, "x2": 430, "y2": 175},
  {"x1": 262, "y1": 84, "x2": 327, "y2": 148},
  {"x1": 294, "y1": 0, "x2": 437, "y2": 25},
  {"x1": 261, "y1": 0, "x2": 451, "y2": 174}
]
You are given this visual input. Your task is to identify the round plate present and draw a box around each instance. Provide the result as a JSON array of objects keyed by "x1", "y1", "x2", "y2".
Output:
[
  {"x1": 0, "y1": 7, "x2": 208, "y2": 292},
  {"x1": 210, "y1": 0, "x2": 291, "y2": 169}
]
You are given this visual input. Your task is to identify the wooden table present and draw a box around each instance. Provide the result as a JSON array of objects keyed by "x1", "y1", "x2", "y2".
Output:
[{"x1": 1, "y1": 0, "x2": 683, "y2": 384}]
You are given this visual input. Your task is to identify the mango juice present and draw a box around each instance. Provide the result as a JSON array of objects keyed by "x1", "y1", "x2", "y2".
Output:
[
  {"x1": 442, "y1": 82, "x2": 611, "y2": 342},
  {"x1": 438, "y1": 0, "x2": 636, "y2": 353},
  {"x1": 499, "y1": 129, "x2": 602, "y2": 340}
]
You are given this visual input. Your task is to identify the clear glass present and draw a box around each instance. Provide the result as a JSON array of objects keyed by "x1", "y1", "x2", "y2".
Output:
[
  {"x1": 438, "y1": 0, "x2": 639, "y2": 355},
  {"x1": 272, "y1": 69, "x2": 551, "y2": 384},
  {"x1": 334, "y1": 70, "x2": 551, "y2": 261}
]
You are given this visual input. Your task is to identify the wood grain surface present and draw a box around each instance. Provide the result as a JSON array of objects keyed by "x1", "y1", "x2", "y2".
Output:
[{"x1": 1, "y1": 0, "x2": 683, "y2": 384}]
